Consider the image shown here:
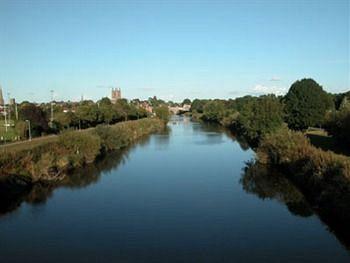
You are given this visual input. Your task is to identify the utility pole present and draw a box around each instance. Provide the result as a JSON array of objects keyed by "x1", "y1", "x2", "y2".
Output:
[
  {"x1": 7, "y1": 92, "x2": 11, "y2": 127},
  {"x1": 4, "y1": 105, "x2": 7, "y2": 132},
  {"x1": 50, "y1": 90, "x2": 54, "y2": 127},
  {"x1": 15, "y1": 102, "x2": 18, "y2": 120}
]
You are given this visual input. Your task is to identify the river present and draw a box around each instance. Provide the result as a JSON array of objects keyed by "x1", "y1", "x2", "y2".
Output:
[{"x1": 0, "y1": 116, "x2": 349, "y2": 262}]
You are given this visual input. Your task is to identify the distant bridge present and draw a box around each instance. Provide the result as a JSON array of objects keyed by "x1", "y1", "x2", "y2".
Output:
[{"x1": 168, "y1": 104, "x2": 191, "y2": 115}]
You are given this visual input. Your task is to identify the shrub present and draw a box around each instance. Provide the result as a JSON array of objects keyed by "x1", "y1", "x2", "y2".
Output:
[
  {"x1": 59, "y1": 131, "x2": 101, "y2": 165},
  {"x1": 0, "y1": 118, "x2": 164, "y2": 181},
  {"x1": 154, "y1": 106, "x2": 170, "y2": 123},
  {"x1": 257, "y1": 127, "x2": 350, "y2": 185}
]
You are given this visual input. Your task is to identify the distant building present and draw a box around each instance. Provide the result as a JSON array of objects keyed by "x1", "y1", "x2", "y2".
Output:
[
  {"x1": 139, "y1": 101, "x2": 153, "y2": 113},
  {"x1": 111, "y1": 88, "x2": 121, "y2": 104},
  {"x1": 0, "y1": 87, "x2": 4, "y2": 106},
  {"x1": 9, "y1": 98, "x2": 15, "y2": 105}
]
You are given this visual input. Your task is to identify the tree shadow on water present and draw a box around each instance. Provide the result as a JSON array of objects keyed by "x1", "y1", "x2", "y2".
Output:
[
  {"x1": 0, "y1": 136, "x2": 151, "y2": 217},
  {"x1": 240, "y1": 160, "x2": 313, "y2": 217},
  {"x1": 240, "y1": 160, "x2": 350, "y2": 250}
]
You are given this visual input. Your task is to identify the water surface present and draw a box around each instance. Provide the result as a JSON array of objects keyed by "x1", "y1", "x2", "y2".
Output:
[{"x1": 0, "y1": 116, "x2": 349, "y2": 262}]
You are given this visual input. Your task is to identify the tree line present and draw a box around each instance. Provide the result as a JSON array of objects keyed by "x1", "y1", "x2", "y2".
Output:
[
  {"x1": 191, "y1": 78, "x2": 349, "y2": 147},
  {"x1": 3, "y1": 98, "x2": 150, "y2": 140}
]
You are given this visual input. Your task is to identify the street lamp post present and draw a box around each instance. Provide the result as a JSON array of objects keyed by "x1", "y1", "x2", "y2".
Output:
[
  {"x1": 4, "y1": 105, "x2": 8, "y2": 132},
  {"x1": 26, "y1": 120, "x2": 32, "y2": 141}
]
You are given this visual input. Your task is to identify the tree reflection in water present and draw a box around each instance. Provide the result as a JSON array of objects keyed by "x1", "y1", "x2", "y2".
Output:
[
  {"x1": 241, "y1": 161, "x2": 313, "y2": 217},
  {"x1": 241, "y1": 160, "x2": 350, "y2": 250},
  {"x1": 0, "y1": 136, "x2": 153, "y2": 217}
]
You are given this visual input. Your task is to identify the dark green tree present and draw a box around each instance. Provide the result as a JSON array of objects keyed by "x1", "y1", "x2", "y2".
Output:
[
  {"x1": 202, "y1": 100, "x2": 226, "y2": 123},
  {"x1": 76, "y1": 104, "x2": 100, "y2": 128},
  {"x1": 190, "y1": 99, "x2": 208, "y2": 113},
  {"x1": 182, "y1": 98, "x2": 191, "y2": 105},
  {"x1": 237, "y1": 95, "x2": 284, "y2": 144},
  {"x1": 19, "y1": 103, "x2": 49, "y2": 136},
  {"x1": 284, "y1": 78, "x2": 334, "y2": 130}
]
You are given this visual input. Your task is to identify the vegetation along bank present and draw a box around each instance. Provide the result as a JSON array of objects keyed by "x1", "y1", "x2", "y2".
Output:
[
  {"x1": 0, "y1": 118, "x2": 165, "y2": 183},
  {"x1": 190, "y1": 78, "x2": 350, "y2": 224}
]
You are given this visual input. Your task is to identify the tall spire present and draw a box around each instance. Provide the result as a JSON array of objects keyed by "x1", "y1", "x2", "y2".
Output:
[{"x1": 0, "y1": 86, "x2": 4, "y2": 106}]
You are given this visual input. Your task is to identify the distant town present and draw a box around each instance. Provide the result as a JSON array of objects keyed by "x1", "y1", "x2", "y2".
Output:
[{"x1": 0, "y1": 85, "x2": 191, "y2": 143}]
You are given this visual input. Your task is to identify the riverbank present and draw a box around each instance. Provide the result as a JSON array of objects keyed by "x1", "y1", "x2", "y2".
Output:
[
  {"x1": 256, "y1": 127, "x2": 350, "y2": 225},
  {"x1": 193, "y1": 110, "x2": 350, "y2": 234},
  {"x1": 0, "y1": 118, "x2": 165, "y2": 183}
]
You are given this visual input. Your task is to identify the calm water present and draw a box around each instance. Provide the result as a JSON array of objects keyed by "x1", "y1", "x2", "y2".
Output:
[{"x1": 0, "y1": 116, "x2": 349, "y2": 262}]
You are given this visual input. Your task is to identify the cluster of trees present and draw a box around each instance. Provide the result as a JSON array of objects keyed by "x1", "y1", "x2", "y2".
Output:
[
  {"x1": 191, "y1": 95, "x2": 284, "y2": 144},
  {"x1": 60, "y1": 98, "x2": 148, "y2": 130},
  {"x1": 191, "y1": 78, "x2": 349, "y2": 146},
  {"x1": 4, "y1": 98, "x2": 150, "y2": 140}
]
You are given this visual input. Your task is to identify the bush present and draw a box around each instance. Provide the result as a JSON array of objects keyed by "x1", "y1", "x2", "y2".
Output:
[
  {"x1": 59, "y1": 131, "x2": 101, "y2": 165},
  {"x1": 236, "y1": 95, "x2": 284, "y2": 145},
  {"x1": 154, "y1": 106, "x2": 170, "y2": 123},
  {"x1": 257, "y1": 127, "x2": 350, "y2": 183},
  {"x1": 0, "y1": 118, "x2": 164, "y2": 181},
  {"x1": 325, "y1": 109, "x2": 350, "y2": 147},
  {"x1": 94, "y1": 125, "x2": 125, "y2": 152}
]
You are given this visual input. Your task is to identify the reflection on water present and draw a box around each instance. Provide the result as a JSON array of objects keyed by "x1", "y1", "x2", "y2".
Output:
[
  {"x1": 0, "y1": 136, "x2": 153, "y2": 217},
  {"x1": 241, "y1": 160, "x2": 350, "y2": 251},
  {"x1": 0, "y1": 116, "x2": 349, "y2": 262},
  {"x1": 241, "y1": 161, "x2": 313, "y2": 217}
]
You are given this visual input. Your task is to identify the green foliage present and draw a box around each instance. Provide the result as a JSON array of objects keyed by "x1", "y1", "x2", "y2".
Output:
[
  {"x1": 15, "y1": 121, "x2": 27, "y2": 139},
  {"x1": 76, "y1": 104, "x2": 100, "y2": 128},
  {"x1": 0, "y1": 119, "x2": 165, "y2": 181},
  {"x1": 54, "y1": 111, "x2": 78, "y2": 130},
  {"x1": 99, "y1": 104, "x2": 116, "y2": 124},
  {"x1": 325, "y1": 107, "x2": 350, "y2": 147},
  {"x1": 284, "y1": 78, "x2": 334, "y2": 130},
  {"x1": 19, "y1": 103, "x2": 49, "y2": 136},
  {"x1": 59, "y1": 131, "x2": 101, "y2": 164},
  {"x1": 0, "y1": 120, "x2": 18, "y2": 141},
  {"x1": 191, "y1": 99, "x2": 208, "y2": 113},
  {"x1": 94, "y1": 125, "x2": 126, "y2": 152},
  {"x1": 182, "y1": 98, "x2": 191, "y2": 105},
  {"x1": 236, "y1": 95, "x2": 284, "y2": 144},
  {"x1": 201, "y1": 100, "x2": 226, "y2": 123},
  {"x1": 197, "y1": 95, "x2": 284, "y2": 144},
  {"x1": 154, "y1": 105, "x2": 170, "y2": 123},
  {"x1": 99, "y1": 97, "x2": 112, "y2": 106},
  {"x1": 148, "y1": 96, "x2": 165, "y2": 107},
  {"x1": 257, "y1": 127, "x2": 350, "y2": 199}
]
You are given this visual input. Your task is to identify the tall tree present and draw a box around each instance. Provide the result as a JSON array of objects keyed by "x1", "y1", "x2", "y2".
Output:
[
  {"x1": 19, "y1": 103, "x2": 49, "y2": 136},
  {"x1": 284, "y1": 78, "x2": 334, "y2": 130}
]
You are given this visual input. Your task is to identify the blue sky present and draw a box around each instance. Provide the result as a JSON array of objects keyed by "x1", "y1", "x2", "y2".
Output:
[{"x1": 0, "y1": 0, "x2": 349, "y2": 102}]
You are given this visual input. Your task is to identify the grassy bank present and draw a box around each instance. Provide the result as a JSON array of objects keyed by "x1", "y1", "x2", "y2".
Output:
[
  {"x1": 0, "y1": 118, "x2": 165, "y2": 182},
  {"x1": 256, "y1": 127, "x2": 350, "y2": 226}
]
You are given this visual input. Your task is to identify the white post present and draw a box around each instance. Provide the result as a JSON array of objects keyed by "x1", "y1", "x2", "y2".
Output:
[{"x1": 26, "y1": 120, "x2": 32, "y2": 141}]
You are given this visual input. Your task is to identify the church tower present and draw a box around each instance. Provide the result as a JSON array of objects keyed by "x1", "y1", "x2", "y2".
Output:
[{"x1": 111, "y1": 87, "x2": 121, "y2": 104}]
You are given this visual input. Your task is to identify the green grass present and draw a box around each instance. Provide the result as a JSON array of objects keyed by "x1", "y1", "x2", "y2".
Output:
[
  {"x1": 0, "y1": 120, "x2": 18, "y2": 142},
  {"x1": 306, "y1": 128, "x2": 350, "y2": 156},
  {"x1": 0, "y1": 135, "x2": 58, "y2": 154}
]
